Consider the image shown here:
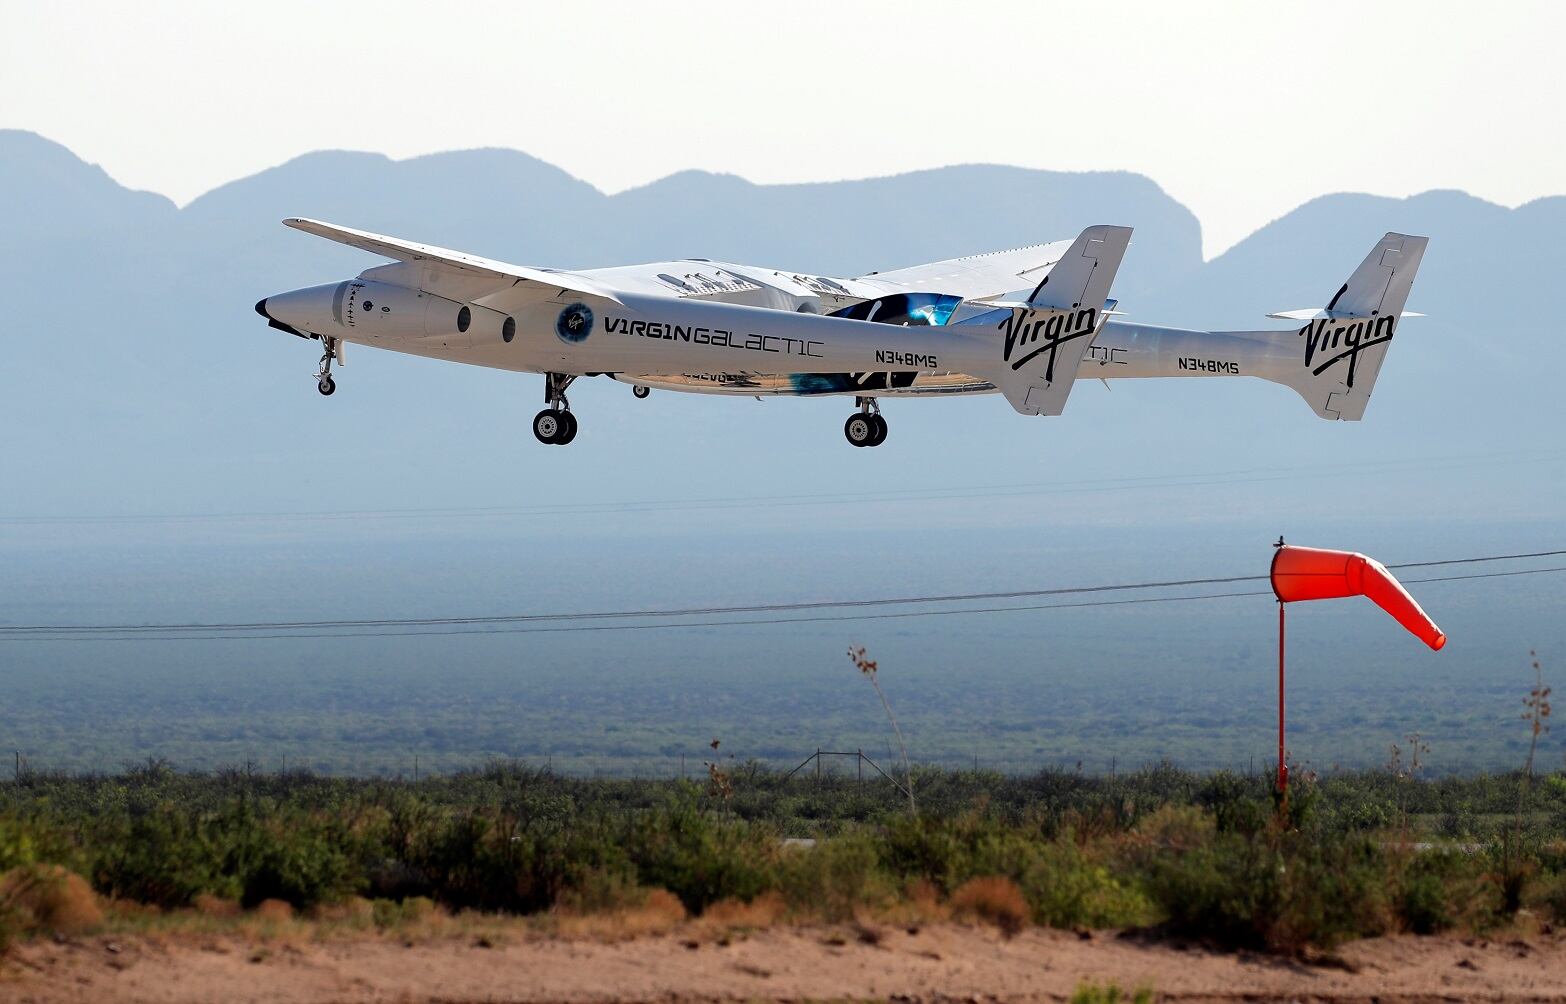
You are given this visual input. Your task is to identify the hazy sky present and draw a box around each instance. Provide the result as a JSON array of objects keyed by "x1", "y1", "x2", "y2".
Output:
[{"x1": 3, "y1": 1, "x2": 1562, "y2": 255}]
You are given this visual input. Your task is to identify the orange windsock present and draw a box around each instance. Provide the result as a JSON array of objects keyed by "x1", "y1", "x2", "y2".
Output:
[{"x1": 1270, "y1": 545, "x2": 1446, "y2": 650}]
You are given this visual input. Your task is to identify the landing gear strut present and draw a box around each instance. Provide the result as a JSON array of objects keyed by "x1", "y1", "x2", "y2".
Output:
[
  {"x1": 844, "y1": 397, "x2": 887, "y2": 447},
  {"x1": 315, "y1": 337, "x2": 338, "y2": 396},
  {"x1": 533, "y1": 372, "x2": 579, "y2": 445}
]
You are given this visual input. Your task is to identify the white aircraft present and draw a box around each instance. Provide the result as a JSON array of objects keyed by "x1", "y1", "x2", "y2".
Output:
[{"x1": 256, "y1": 221, "x2": 1427, "y2": 446}]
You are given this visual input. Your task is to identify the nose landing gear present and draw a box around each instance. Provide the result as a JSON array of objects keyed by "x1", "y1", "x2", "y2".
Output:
[
  {"x1": 844, "y1": 397, "x2": 887, "y2": 447},
  {"x1": 315, "y1": 337, "x2": 339, "y2": 396},
  {"x1": 533, "y1": 372, "x2": 579, "y2": 445}
]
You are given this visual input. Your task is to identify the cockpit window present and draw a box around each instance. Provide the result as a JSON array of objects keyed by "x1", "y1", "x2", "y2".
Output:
[{"x1": 830, "y1": 292, "x2": 962, "y2": 327}]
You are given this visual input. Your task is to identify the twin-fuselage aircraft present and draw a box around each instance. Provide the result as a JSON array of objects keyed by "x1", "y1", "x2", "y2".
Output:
[{"x1": 256, "y1": 221, "x2": 1427, "y2": 446}]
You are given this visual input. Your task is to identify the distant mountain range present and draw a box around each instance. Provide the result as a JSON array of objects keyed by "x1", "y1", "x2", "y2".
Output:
[{"x1": 2, "y1": 129, "x2": 1560, "y2": 527}]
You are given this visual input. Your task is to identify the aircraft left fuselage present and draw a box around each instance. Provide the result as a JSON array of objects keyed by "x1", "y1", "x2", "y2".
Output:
[{"x1": 256, "y1": 219, "x2": 1427, "y2": 446}]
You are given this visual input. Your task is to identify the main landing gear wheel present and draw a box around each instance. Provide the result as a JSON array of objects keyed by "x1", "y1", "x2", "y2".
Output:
[
  {"x1": 533, "y1": 409, "x2": 577, "y2": 445},
  {"x1": 844, "y1": 398, "x2": 887, "y2": 447},
  {"x1": 632, "y1": 384, "x2": 651, "y2": 399},
  {"x1": 317, "y1": 376, "x2": 336, "y2": 396},
  {"x1": 534, "y1": 372, "x2": 581, "y2": 445},
  {"x1": 844, "y1": 414, "x2": 877, "y2": 447}
]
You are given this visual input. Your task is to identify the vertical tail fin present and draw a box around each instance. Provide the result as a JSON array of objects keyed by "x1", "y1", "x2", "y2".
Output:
[
  {"x1": 973, "y1": 224, "x2": 1133, "y2": 416},
  {"x1": 1320, "y1": 231, "x2": 1428, "y2": 318},
  {"x1": 1265, "y1": 232, "x2": 1429, "y2": 420}
]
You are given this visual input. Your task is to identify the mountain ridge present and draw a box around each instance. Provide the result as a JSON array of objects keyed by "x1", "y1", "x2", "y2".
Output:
[{"x1": 1, "y1": 129, "x2": 1559, "y2": 525}]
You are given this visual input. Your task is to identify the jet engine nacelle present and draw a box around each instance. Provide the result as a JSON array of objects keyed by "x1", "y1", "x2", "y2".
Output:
[
  {"x1": 346, "y1": 281, "x2": 514, "y2": 347},
  {"x1": 458, "y1": 303, "x2": 518, "y2": 347}
]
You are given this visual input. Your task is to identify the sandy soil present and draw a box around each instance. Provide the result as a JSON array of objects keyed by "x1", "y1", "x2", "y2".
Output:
[{"x1": 3, "y1": 924, "x2": 1565, "y2": 1003}]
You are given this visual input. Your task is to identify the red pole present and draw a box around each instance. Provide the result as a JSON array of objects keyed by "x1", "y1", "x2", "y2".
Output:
[{"x1": 1277, "y1": 600, "x2": 1289, "y2": 794}]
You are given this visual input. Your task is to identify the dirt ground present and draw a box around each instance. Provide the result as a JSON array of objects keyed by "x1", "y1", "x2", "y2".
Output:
[{"x1": 3, "y1": 924, "x2": 1565, "y2": 1003}]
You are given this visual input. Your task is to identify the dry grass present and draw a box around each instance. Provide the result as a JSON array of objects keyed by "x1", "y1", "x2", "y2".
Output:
[
  {"x1": 1, "y1": 865, "x2": 104, "y2": 936},
  {"x1": 949, "y1": 876, "x2": 1029, "y2": 937},
  {"x1": 90, "y1": 895, "x2": 528, "y2": 948},
  {"x1": 554, "y1": 888, "x2": 687, "y2": 941},
  {"x1": 696, "y1": 891, "x2": 786, "y2": 933},
  {"x1": 193, "y1": 893, "x2": 241, "y2": 919},
  {"x1": 874, "y1": 879, "x2": 950, "y2": 928},
  {"x1": 252, "y1": 899, "x2": 294, "y2": 923},
  {"x1": 0, "y1": 874, "x2": 1030, "y2": 951},
  {"x1": 310, "y1": 896, "x2": 375, "y2": 925}
]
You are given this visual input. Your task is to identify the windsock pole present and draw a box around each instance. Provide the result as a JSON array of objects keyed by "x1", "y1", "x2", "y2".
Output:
[
  {"x1": 1277, "y1": 600, "x2": 1288, "y2": 794},
  {"x1": 1267, "y1": 537, "x2": 1446, "y2": 796}
]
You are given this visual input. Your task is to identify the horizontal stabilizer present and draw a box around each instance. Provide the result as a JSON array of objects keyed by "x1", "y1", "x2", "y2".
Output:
[
  {"x1": 986, "y1": 294, "x2": 1123, "y2": 314},
  {"x1": 1267, "y1": 308, "x2": 1425, "y2": 320}
]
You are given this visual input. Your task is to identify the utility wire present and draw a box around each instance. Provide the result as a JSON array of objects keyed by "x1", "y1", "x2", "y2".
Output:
[
  {"x1": 5, "y1": 550, "x2": 1563, "y2": 642},
  {"x1": 7, "y1": 565, "x2": 1565, "y2": 643},
  {"x1": 0, "y1": 572, "x2": 1270, "y2": 635}
]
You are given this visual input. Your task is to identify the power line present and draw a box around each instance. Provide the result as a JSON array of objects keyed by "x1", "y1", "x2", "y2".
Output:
[
  {"x1": 5, "y1": 551, "x2": 1563, "y2": 643},
  {"x1": 8, "y1": 566, "x2": 1565, "y2": 643},
  {"x1": 5, "y1": 549, "x2": 1561, "y2": 636},
  {"x1": 0, "y1": 572, "x2": 1269, "y2": 635}
]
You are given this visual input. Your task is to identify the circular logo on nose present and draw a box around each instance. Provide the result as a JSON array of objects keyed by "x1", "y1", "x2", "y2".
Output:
[{"x1": 555, "y1": 303, "x2": 593, "y2": 344}]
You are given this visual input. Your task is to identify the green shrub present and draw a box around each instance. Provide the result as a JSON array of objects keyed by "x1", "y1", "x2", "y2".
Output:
[
  {"x1": 1070, "y1": 981, "x2": 1153, "y2": 1004},
  {"x1": 622, "y1": 800, "x2": 779, "y2": 912},
  {"x1": 225, "y1": 813, "x2": 358, "y2": 909},
  {"x1": 1267, "y1": 835, "x2": 1392, "y2": 952},
  {"x1": 1195, "y1": 773, "x2": 1270, "y2": 835},
  {"x1": 1525, "y1": 871, "x2": 1566, "y2": 924},
  {"x1": 1138, "y1": 831, "x2": 1274, "y2": 947},
  {"x1": 1138, "y1": 829, "x2": 1394, "y2": 952},
  {"x1": 407, "y1": 810, "x2": 544, "y2": 912},
  {"x1": 880, "y1": 813, "x2": 971, "y2": 891},
  {"x1": 1396, "y1": 849, "x2": 1491, "y2": 934},
  {"x1": 92, "y1": 805, "x2": 238, "y2": 908},
  {"x1": 90, "y1": 801, "x2": 359, "y2": 910},
  {"x1": 553, "y1": 864, "x2": 645, "y2": 913},
  {"x1": 1018, "y1": 844, "x2": 1155, "y2": 929},
  {"x1": 881, "y1": 813, "x2": 1154, "y2": 929},
  {"x1": 0, "y1": 762, "x2": 1556, "y2": 954},
  {"x1": 778, "y1": 831, "x2": 890, "y2": 921}
]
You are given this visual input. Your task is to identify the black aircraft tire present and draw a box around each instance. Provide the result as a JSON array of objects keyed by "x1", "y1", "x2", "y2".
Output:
[
  {"x1": 868, "y1": 414, "x2": 887, "y2": 446},
  {"x1": 844, "y1": 414, "x2": 874, "y2": 447},
  {"x1": 556, "y1": 411, "x2": 579, "y2": 445}
]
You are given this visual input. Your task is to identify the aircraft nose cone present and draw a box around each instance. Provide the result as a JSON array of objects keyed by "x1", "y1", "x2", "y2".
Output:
[{"x1": 255, "y1": 298, "x2": 272, "y2": 320}]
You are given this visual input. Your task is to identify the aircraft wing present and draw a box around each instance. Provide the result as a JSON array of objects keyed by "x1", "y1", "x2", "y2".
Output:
[
  {"x1": 853, "y1": 238, "x2": 1078, "y2": 302},
  {"x1": 282, "y1": 218, "x2": 622, "y2": 304}
]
